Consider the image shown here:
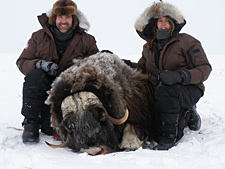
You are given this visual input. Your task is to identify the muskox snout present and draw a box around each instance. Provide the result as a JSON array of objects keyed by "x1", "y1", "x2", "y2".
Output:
[{"x1": 62, "y1": 108, "x2": 119, "y2": 152}]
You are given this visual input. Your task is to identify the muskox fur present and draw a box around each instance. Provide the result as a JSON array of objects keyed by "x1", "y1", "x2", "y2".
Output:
[{"x1": 45, "y1": 51, "x2": 155, "y2": 153}]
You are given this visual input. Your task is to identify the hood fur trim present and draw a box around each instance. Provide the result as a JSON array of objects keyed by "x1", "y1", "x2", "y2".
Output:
[
  {"x1": 46, "y1": 9, "x2": 90, "y2": 31},
  {"x1": 135, "y1": 2, "x2": 184, "y2": 32}
]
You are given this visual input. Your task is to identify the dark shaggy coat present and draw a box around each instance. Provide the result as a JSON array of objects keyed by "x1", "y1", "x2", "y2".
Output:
[{"x1": 45, "y1": 52, "x2": 155, "y2": 152}]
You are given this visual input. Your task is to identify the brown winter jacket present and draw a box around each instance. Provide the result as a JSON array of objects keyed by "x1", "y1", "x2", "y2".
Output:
[
  {"x1": 138, "y1": 33, "x2": 212, "y2": 92},
  {"x1": 135, "y1": 2, "x2": 212, "y2": 93},
  {"x1": 16, "y1": 12, "x2": 99, "y2": 75}
]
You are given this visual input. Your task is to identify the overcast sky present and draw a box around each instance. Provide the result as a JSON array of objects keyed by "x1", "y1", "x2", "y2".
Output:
[{"x1": 0, "y1": 0, "x2": 224, "y2": 59}]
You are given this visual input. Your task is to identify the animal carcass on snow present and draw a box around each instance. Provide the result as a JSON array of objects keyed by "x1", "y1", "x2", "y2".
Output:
[{"x1": 45, "y1": 51, "x2": 155, "y2": 154}]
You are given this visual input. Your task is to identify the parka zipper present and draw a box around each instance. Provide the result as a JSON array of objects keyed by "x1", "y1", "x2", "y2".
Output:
[
  {"x1": 50, "y1": 40, "x2": 54, "y2": 62},
  {"x1": 160, "y1": 39, "x2": 179, "y2": 70}
]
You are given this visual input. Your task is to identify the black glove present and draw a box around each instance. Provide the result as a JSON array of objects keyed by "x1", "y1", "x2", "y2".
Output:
[
  {"x1": 36, "y1": 60, "x2": 58, "y2": 76},
  {"x1": 159, "y1": 70, "x2": 191, "y2": 85},
  {"x1": 179, "y1": 70, "x2": 191, "y2": 84}
]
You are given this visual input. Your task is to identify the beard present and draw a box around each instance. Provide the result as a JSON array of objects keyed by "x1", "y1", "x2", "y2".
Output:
[{"x1": 56, "y1": 23, "x2": 72, "y2": 33}]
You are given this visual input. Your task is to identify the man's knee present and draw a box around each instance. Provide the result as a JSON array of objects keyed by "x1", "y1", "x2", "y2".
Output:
[
  {"x1": 25, "y1": 69, "x2": 48, "y2": 84},
  {"x1": 155, "y1": 84, "x2": 180, "y2": 112},
  {"x1": 24, "y1": 69, "x2": 53, "y2": 90},
  {"x1": 23, "y1": 69, "x2": 54, "y2": 97},
  {"x1": 155, "y1": 83, "x2": 178, "y2": 99}
]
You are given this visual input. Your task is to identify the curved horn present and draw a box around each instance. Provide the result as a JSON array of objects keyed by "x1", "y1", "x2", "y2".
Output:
[
  {"x1": 109, "y1": 109, "x2": 129, "y2": 125},
  {"x1": 45, "y1": 140, "x2": 68, "y2": 148}
]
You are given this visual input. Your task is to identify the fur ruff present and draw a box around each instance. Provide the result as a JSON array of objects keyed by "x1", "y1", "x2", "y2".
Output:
[
  {"x1": 135, "y1": 1, "x2": 185, "y2": 32},
  {"x1": 47, "y1": 2, "x2": 90, "y2": 31},
  {"x1": 46, "y1": 9, "x2": 90, "y2": 31}
]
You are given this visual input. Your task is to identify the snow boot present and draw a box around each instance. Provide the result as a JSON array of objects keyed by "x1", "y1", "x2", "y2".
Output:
[
  {"x1": 153, "y1": 142, "x2": 175, "y2": 150},
  {"x1": 40, "y1": 105, "x2": 54, "y2": 136},
  {"x1": 153, "y1": 112, "x2": 179, "y2": 150},
  {"x1": 22, "y1": 119, "x2": 40, "y2": 143},
  {"x1": 188, "y1": 105, "x2": 201, "y2": 131},
  {"x1": 41, "y1": 122, "x2": 54, "y2": 136}
]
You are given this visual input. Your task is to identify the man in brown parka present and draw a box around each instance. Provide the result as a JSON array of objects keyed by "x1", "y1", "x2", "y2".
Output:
[
  {"x1": 135, "y1": 2, "x2": 212, "y2": 150},
  {"x1": 16, "y1": 0, "x2": 99, "y2": 143}
]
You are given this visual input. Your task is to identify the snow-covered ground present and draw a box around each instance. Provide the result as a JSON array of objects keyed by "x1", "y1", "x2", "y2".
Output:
[{"x1": 0, "y1": 53, "x2": 224, "y2": 169}]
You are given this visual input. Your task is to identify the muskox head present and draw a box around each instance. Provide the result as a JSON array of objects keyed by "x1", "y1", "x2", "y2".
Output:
[
  {"x1": 61, "y1": 91, "x2": 129, "y2": 152},
  {"x1": 45, "y1": 51, "x2": 155, "y2": 154}
]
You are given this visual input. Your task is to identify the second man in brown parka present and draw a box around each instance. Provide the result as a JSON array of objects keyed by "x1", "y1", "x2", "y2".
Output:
[{"x1": 16, "y1": 0, "x2": 99, "y2": 144}]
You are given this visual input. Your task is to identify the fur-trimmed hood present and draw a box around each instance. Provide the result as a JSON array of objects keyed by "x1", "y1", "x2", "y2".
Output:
[
  {"x1": 134, "y1": 1, "x2": 186, "y2": 40},
  {"x1": 46, "y1": 9, "x2": 90, "y2": 31}
]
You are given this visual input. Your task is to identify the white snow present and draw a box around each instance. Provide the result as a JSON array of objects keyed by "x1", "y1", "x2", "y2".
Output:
[
  {"x1": 0, "y1": 53, "x2": 225, "y2": 169},
  {"x1": 0, "y1": 0, "x2": 225, "y2": 168}
]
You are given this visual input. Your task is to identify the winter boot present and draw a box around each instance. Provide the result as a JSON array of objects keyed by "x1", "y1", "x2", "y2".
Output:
[
  {"x1": 153, "y1": 135, "x2": 176, "y2": 150},
  {"x1": 22, "y1": 119, "x2": 40, "y2": 143},
  {"x1": 40, "y1": 105, "x2": 54, "y2": 136},
  {"x1": 188, "y1": 105, "x2": 201, "y2": 131},
  {"x1": 41, "y1": 122, "x2": 54, "y2": 136},
  {"x1": 153, "y1": 113, "x2": 179, "y2": 150}
]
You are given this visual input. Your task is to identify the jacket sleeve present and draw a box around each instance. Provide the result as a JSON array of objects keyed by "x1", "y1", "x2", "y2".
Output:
[
  {"x1": 85, "y1": 35, "x2": 99, "y2": 57},
  {"x1": 137, "y1": 45, "x2": 147, "y2": 73},
  {"x1": 138, "y1": 56, "x2": 146, "y2": 73},
  {"x1": 182, "y1": 34, "x2": 212, "y2": 84},
  {"x1": 16, "y1": 33, "x2": 39, "y2": 75}
]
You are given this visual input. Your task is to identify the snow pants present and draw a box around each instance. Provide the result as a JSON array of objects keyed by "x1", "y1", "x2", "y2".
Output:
[
  {"x1": 154, "y1": 82, "x2": 203, "y2": 144},
  {"x1": 21, "y1": 69, "x2": 55, "y2": 122}
]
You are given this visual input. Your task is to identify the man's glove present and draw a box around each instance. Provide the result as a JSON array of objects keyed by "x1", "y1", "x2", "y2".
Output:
[
  {"x1": 36, "y1": 60, "x2": 59, "y2": 76},
  {"x1": 159, "y1": 70, "x2": 191, "y2": 85}
]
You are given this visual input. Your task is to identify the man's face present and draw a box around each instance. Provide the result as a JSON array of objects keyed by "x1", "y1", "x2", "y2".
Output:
[{"x1": 56, "y1": 15, "x2": 73, "y2": 33}]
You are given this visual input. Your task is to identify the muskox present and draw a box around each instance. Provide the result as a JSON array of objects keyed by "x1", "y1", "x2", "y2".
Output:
[{"x1": 45, "y1": 51, "x2": 155, "y2": 154}]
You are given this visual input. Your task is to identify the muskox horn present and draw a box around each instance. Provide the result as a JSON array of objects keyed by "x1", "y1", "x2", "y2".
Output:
[
  {"x1": 61, "y1": 92, "x2": 103, "y2": 118},
  {"x1": 45, "y1": 140, "x2": 68, "y2": 148},
  {"x1": 109, "y1": 109, "x2": 129, "y2": 125}
]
